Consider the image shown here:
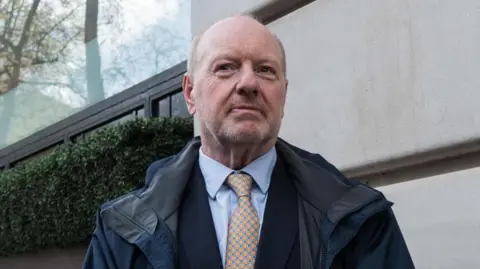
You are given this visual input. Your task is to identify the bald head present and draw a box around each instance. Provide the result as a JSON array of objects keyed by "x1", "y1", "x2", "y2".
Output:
[{"x1": 187, "y1": 15, "x2": 286, "y2": 78}]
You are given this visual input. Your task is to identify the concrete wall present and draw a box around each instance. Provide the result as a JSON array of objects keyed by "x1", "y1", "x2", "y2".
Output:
[
  {"x1": 191, "y1": 0, "x2": 274, "y2": 36},
  {"x1": 268, "y1": 0, "x2": 480, "y2": 171},
  {"x1": 378, "y1": 167, "x2": 480, "y2": 268},
  {"x1": 192, "y1": 0, "x2": 480, "y2": 173},
  {"x1": 191, "y1": 0, "x2": 480, "y2": 267}
]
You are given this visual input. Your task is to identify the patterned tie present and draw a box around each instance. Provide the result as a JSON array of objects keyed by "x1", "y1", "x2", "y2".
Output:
[{"x1": 225, "y1": 172, "x2": 260, "y2": 269}]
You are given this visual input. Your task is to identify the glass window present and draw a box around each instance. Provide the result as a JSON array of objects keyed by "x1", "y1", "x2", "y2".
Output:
[
  {"x1": 105, "y1": 112, "x2": 135, "y2": 127},
  {"x1": 72, "y1": 133, "x2": 85, "y2": 143},
  {"x1": 158, "y1": 97, "x2": 171, "y2": 117},
  {"x1": 171, "y1": 92, "x2": 189, "y2": 118},
  {"x1": 136, "y1": 108, "x2": 145, "y2": 117},
  {"x1": 0, "y1": 0, "x2": 190, "y2": 149},
  {"x1": 14, "y1": 145, "x2": 58, "y2": 167}
]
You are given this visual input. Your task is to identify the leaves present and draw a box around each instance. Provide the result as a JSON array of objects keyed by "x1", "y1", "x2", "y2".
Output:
[{"x1": 0, "y1": 116, "x2": 193, "y2": 256}]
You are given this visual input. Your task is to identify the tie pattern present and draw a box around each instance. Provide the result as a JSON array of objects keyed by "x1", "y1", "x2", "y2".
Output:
[{"x1": 225, "y1": 172, "x2": 259, "y2": 269}]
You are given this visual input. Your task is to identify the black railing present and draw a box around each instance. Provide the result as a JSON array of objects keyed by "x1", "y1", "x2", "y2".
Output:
[{"x1": 0, "y1": 61, "x2": 188, "y2": 169}]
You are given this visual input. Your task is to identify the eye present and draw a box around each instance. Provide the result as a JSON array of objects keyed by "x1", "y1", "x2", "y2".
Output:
[
  {"x1": 216, "y1": 63, "x2": 236, "y2": 71},
  {"x1": 257, "y1": 66, "x2": 275, "y2": 74}
]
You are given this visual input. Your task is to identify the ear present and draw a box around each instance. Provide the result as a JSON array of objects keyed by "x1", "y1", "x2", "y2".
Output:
[
  {"x1": 281, "y1": 79, "x2": 288, "y2": 118},
  {"x1": 183, "y1": 74, "x2": 196, "y2": 115}
]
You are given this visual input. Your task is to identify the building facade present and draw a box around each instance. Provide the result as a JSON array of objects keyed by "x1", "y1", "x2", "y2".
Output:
[
  {"x1": 192, "y1": 0, "x2": 480, "y2": 268},
  {"x1": 0, "y1": 0, "x2": 479, "y2": 267}
]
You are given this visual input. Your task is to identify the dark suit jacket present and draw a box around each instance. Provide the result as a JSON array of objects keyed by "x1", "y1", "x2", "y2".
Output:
[
  {"x1": 177, "y1": 157, "x2": 300, "y2": 269},
  {"x1": 82, "y1": 137, "x2": 415, "y2": 269}
]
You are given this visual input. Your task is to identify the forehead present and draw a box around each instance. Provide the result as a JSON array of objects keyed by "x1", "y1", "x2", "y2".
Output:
[{"x1": 196, "y1": 19, "x2": 283, "y2": 64}]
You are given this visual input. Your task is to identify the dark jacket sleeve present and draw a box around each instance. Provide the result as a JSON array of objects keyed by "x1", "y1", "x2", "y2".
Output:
[
  {"x1": 82, "y1": 159, "x2": 165, "y2": 269},
  {"x1": 337, "y1": 208, "x2": 415, "y2": 269},
  {"x1": 82, "y1": 208, "x2": 145, "y2": 269},
  {"x1": 82, "y1": 210, "x2": 118, "y2": 269}
]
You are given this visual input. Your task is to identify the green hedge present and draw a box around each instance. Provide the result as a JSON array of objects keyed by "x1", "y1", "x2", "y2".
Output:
[{"x1": 0, "y1": 117, "x2": 193, "y2": 256}]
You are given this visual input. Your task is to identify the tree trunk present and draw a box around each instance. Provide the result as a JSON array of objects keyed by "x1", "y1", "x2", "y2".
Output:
[{"x1": 85, "y1": 0, "x2": 105, "y2": 104}]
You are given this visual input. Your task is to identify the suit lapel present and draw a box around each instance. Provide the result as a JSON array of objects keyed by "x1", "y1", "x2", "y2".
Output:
[
  {"x1": 255, "y1": 156, "x2": 299, "y2": 269},
  {"x1": 178, "y1": 163, "x2": 223, "y2": 269}
]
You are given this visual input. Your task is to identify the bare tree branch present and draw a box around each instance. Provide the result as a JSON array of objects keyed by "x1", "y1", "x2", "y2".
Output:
[
  {"x1": 34, "y1": 3, "x2": 83, "y2": 46},
  {"x1": 65, "y1": 70, "x2": 88, "y2": 102},
  {"x1": 3, "y1": 65, "x2": 12, "y2": 78},
  {"x1": 0, "y1": 68, "x2": 9, "y2": 77},
  {"x1": 18, "y1": 79, "x2": 72, "y2": 89},
  {"x1": 12, "y1": 0, "x2": 25, "y2": 35},
  {"x1": 0, "y1": 35, "x2": 15, "y2": 51},
  {"x1": 104, "y1": 66, "x2": 132, "y2": 85},
  {"x1": 2, "y1": 0, "x2": 15, "y2": 38},
  {"x1": 57, "y1": 29, "x2": 82, "y2": 56},
  {"x1": 15, "y1": 0, "x2": 41, "y2": 55},
  {"x1": 32, "y1": 56, "x2": 59, "y2": 65}
]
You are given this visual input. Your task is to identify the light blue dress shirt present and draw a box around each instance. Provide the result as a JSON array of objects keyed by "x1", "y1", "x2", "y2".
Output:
[{"x1": 198, "y1": 146, "x2": 277, "y2": 267}]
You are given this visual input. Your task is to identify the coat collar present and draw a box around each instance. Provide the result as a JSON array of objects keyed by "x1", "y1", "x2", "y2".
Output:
[{"x1": 101, "y1": 136, "x2": 385, "y2": 252}]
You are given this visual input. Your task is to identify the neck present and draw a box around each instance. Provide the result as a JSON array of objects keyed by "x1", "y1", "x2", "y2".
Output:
[{"x1": 200, "y1": 136, "x2": 275, "y2": 170}]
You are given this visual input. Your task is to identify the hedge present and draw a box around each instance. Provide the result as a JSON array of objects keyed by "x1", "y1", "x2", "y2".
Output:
[{"x1": 0, "y1": 116, "x2": 193, "y2": 256}]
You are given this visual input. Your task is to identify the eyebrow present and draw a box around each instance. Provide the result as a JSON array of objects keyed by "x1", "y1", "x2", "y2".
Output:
[
  {"x1": 209, "y1": 52, "x2": 282, "y2": 68},
  {"x1": 257, "y1": 56, "x2": 282, "y2": 67}
]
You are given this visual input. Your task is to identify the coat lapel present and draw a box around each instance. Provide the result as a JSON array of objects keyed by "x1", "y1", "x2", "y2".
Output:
[
  {"x1": 255, "y1": 156, "x2": 299, "y2": 269},
  {"x1": 177, "y1": 163, "x2": 223, "y2": 269}
]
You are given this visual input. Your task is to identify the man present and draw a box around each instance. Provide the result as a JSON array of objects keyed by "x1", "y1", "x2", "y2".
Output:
[{"x1": 82, "y1": 15, "x2": 415, "y2": 269}]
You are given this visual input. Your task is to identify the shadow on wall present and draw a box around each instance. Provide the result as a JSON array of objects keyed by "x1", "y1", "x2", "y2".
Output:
[{"x1": 0, "y1": 246, "x2": 86, "y2": 269}]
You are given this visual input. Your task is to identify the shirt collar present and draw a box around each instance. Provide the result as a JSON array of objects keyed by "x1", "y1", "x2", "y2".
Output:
[{"x1": 199, "y1": 146, "x2": 277, "y2": 199}]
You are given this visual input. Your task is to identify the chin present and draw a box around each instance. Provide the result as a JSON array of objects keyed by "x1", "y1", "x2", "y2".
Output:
[
  {"x1": 221, "y1": 127, "x2": 268, "y2": 145},
  {"x1": 217, "y1": 120, "x2": 274, "y2": 144}
]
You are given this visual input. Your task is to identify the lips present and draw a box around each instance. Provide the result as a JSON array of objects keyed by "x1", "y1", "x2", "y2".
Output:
[
  {"x1": 233, "y1": 106, "x2": 258, "y2": 111},
  {"x1": 230, "y1": 105, "x2": 263, "y2": 116}
]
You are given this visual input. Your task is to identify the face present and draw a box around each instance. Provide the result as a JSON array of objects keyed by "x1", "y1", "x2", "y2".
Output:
[{"x1": 183, "y1": 17, "x2": 288, "y2": 147}]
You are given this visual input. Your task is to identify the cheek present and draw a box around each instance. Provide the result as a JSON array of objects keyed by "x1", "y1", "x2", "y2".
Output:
[
  {"x1": 197, "y1": 79, "x2": 231, "y2": 115},
  {"x1": 264, "y1": 89, "x2": 286, "y2": 116}
]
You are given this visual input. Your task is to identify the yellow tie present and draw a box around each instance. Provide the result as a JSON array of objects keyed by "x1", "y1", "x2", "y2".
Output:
[{"x1": 225, "y1": 172, "x2": 260, "y2": 269}]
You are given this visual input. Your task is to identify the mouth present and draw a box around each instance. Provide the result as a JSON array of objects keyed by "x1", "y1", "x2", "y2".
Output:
[
  {"x1": 230, "y1": 106, "x2": 262, "y2": 114},
  {"x1": 232, "y1": 105, "x2": 260, "y2": 112}
]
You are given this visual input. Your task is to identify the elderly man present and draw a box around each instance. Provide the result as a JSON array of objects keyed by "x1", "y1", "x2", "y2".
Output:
[{"x1": 82, "y1": 16, "x2": 415, "y2": 269}]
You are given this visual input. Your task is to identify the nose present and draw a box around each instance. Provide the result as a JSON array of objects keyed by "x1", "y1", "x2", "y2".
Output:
[{"x1": 235, "y1": 65, "x2": 259, "y2": 96}]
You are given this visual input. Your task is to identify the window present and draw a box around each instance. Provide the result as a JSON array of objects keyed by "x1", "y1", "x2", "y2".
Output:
[
  {"x1": 106, "y1": 112, "x2": 136, "y2": 127},
  {"x1": 171, "y1": 92, "x2": 189, "y2": 118},
  {"x1": 136, "y1": 108, "x2": 145, "y2": 117},
  {"x1": 0, "y1": 0, "x2": 190, "y2": 149},
  {"x1": 13, "y1": 145, "x2": 58, "y2": 167},
  {"x1": 158, "y1": 97, "x2": 171, "y2": 117}
]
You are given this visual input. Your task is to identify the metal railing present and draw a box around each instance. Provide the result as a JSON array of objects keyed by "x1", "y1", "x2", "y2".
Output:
[{"x1": 0, "y1": 61, "x2": 188, "y2": 170}]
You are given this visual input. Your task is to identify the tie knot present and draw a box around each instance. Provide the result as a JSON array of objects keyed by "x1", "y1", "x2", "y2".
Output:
[{"x1": 227, "y1": 172, "x2": 253, "y2": 197}]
